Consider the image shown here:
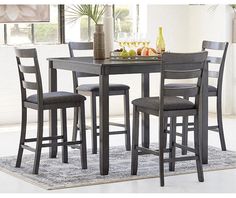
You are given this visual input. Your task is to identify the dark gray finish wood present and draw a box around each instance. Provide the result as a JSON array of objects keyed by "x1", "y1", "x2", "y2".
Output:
[
  {"x1": 68, "y1": 42, "x2": 131, "y2": 154},
  {"x1": 165, "y1": 40, "x2": 228, "y2": 157},
  {"x1": 203, "y1": 40, "x2": 228, "y2": 152},
  {"x1": 47, "y1": 55, "x2": 209, "y2": 176},
  {"x1": 124, "y1": 89, "x2": 131, "y2": 151},
  {"x1": 131, "y1": 105, "x2": 139, "y2": 175},
  {"x1": 169, "y1": 117, "x2": 176, "y2": 171},
  {"x1": 61, "y1": 108, "x2": 68, "y2": 163},
  {"x1": 141, "y1": 73, "x2": 150, "y2": 148},
  {"x1": 90, "y1": 92, "x2": 98, "y2": 154},
  {"x1": 48, "y1": 60, "x2": 58, "y2": 158},
  {"x1": 99, "y1": 74, "x2": 109, "y2": 175},
  {"x1": 15, "y1": 48, "x2": 87, "y2": 174},
  {"x1": 131, "y1": 52, "x2": 207, "y2": 186}
]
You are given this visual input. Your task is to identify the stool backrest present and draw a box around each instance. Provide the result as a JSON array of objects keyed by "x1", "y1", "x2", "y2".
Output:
[
  {"x1": 15, "y1": 48, "x2": 43, "y2": 105},
  {"x1": 202, "y1": 40, "x2": 228, "y2": 94},
  {"x1": 160, "y1": 51, "x2": 208, "y2": 113},
  {"x1": 68, "y1": 42, "x2": 97, "y2": 92}
]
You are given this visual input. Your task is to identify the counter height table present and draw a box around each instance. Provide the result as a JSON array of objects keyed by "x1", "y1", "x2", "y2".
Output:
[{"x1": 47, "y1": 57, "x2": 209, "y2": 175}]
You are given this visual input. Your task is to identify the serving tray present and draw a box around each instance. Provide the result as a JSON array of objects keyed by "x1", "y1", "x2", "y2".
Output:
[{"x1": 110, "y1": 55, "x2": 161, "y2": 61}]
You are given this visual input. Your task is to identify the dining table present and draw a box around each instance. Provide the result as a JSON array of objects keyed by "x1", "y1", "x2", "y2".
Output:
[{"x1": 47, "y1": 56, "x2": 209, "y2": 175}]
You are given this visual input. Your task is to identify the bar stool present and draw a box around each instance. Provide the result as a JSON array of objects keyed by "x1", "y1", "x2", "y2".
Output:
[
  {"x1": 68, "y1": 42, "x2": 131, "y2": 154},
  {"x1": 131, "y1": 52, "x2": 208, "y2": 186},
  {"x1": 165, "y1": 41, "x2": 228, "y2": 154},
  {"x1": 15, "y1": 48, "x2": 87, "y2": 174}
]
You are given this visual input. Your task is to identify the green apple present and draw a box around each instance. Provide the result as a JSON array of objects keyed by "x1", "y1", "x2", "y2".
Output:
[{"x1": 129, "y1": 49, "x2": 136, "y2": 57}]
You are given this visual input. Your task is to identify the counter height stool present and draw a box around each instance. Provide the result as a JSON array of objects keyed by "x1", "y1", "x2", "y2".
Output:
[
  {"x1": 68, "y1": 42, "x2": 131, "y2": 154},
  {"x1": 131, "y1": 52, "x2": 208, "y2": 186},
  {"x1": 15, "y1": 48, "x2": 87, "y2": 174},
  {"x1": 165, "y1": 41, "x2": 228, "y2": 154}
]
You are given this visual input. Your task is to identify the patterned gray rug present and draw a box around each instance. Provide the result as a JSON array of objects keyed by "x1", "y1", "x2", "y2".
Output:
[{"x1": 0, "y1": 143, "x2": 236, "y2": 190}]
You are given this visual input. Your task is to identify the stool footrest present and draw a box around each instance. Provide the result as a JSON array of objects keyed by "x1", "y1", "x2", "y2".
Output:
[
  {"x1": 24, "y1": 135, "x2": 64, "y2": 143},
  {"x1": 21, "y1": 145, "x2": 36, "y2": 152},
  {"x1": 137, "y1": 146, "x2": 171, "y2": 156},
  {"x1": 175, "y1": 143, "x2": 196, "y2": 153},
  {"x1": 42, "y1": 141, "x2": 82, "y2": 148},
  {"x1": 208, "y1": 125, "x2": 219, "y2": 132},
  {"x1": 96, "y1": 130, "x2": 128, "y2": 136},
  {"x1": 164, "y1": 156, "x2": 197, "y2": 163}
]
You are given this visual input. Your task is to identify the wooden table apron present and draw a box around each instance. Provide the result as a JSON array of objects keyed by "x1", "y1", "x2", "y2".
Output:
[{"x1": 47, "y1": 57, "x2": 209, "y2": 175}]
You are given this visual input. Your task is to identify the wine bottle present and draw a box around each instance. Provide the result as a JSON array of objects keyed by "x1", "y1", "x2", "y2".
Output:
[{"x1": 156, "y1": 27, "x2": 165, "y2": 54}]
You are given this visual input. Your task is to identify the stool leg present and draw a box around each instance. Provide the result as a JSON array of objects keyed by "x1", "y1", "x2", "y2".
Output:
[
  {"x1": 182, "y1": 116, "x2": 188, "y2": 155},
  {"x1": 16, "y1": 107, "x2": 27, "y2": 168},
  {"x1": 91, "y1": 93, "x2": 97, "y2": 154},
  {"x1": 217, "y1": 96, "x2": 226, "y2": 151},
  {"x1": 79, "y1": 102, "x2": 87, "y2": 169},
  {"x1": 163, "y1": 117, "x2": 168, "y2": 149},
  {"x1": 194, "y1": 114, "x2": 204, "y2": 182},
  {"x1": 169, "y1": 117, "x2": 176, "y2": 171},
  {"x1": 159, "y1": 115, "x2": 165, "y2": 187},
  {"x1": 182, "y1": 96, "x2": 189, "y2": 155},
  {"x1": 72, "y1": 107, "x2": 79, "y2": 142},
  {"x1": 61, "y1": 109, "x2": 68, "y2": 163},
  {"x1": 33, "y1": 109, "x2": 44, "y2": 174},
  {"x1": 131, "y1": 105, "x2": 139, "y2": 175},
  {"x1": 124, "y1": 90, "x2": 131, "y2": 151}
]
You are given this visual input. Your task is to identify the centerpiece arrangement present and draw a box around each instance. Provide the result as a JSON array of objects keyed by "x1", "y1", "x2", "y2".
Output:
[
  {"x1": 66, "y1": 4, "x2": 106, "y2": 60},
  {"x1": 111, "y1": 26, "x2": 165, "y2": 61}
]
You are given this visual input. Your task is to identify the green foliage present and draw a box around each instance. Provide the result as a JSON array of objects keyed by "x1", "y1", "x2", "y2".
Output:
[
  {"x1": 66, "y1": 5, "x2": 105, "y2": 25},
  {"x1": 34, "y1": 24, "x2": 58, "y2": 42},
  {"x1": 114, "y1": 8, "x2": 129, "y2": 20}
]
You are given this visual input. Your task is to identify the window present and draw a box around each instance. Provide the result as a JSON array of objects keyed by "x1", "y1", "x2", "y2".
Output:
[
  {"x1": 64, "y1": 5, "x2": 96, "y2": 42},
  {"x1": 113, "y1": 5, "x2": 137, "y2": 41},
  {"x1": 0, "y1": 5, "x2": 147, "y2": 45},
  {"x1": 65, "y1": 5, "x2": 146, "y2": 43},
  {"x1": 1, "y1": 5, "x2": 59, "y2": 45}
]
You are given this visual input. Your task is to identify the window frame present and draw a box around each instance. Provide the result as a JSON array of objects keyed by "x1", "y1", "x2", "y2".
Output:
[
  {"x1": 1, "y1": 4, "x2": 140, "y2": 45},
  {"x1": 1, "y1": 5, "x2": 62, "y2": 45}
]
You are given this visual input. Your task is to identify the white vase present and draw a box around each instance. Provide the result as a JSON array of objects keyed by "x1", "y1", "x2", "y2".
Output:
[{"x1": 103, "y1": 5, "x2": 114, "y2": 58}]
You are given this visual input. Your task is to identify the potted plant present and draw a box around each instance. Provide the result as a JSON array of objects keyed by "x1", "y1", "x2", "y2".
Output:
[{"x1": 66, "y1": 5, "x2": 106, "y2": 59}]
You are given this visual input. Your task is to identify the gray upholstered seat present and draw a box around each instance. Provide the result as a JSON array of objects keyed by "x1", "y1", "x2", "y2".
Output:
[
  {"x1": 132, "y1": 96, "x2": 195, "y2": 111},
  {"x1": 165, "y1": 84, "x2": 217, "y2": 93},
  {"x1": 78, "y1": 83, "x2": 130, "y2": 92},
  {"x1": 27, "y1": 91, "x2": 86, "y2": 105}
]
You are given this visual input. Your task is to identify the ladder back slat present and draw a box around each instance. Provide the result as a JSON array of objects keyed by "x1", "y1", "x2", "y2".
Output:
[
  {"x1": 15, "y1": 48, "x2": 37, "y2": 58},
  {"x1": 202, "y1": 40, "x2": 226, "y2": 50},
  {"x1": 164, "y1": 87, "x2": 199, "y2": 97},
  {"x1": 22, "y1": 80, "x2": 37, "y2": 90},
  {"x1": 19, "y1": 65, "x2": 36, "y2": 74},
  {"x1": 68, "y1": 42, "x2": 93, "y2": 51},
  {"x1": 207, "y1": 56, "x2": 222, "y2": 64},
  {"x1": 164, "y1": 70, "x2": 201, "y2": 79}
]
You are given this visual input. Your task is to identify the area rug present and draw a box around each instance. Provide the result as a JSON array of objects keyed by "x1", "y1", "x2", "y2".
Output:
[{"x1": 0, "y1": 143, "x2": 236, "y2": 190}]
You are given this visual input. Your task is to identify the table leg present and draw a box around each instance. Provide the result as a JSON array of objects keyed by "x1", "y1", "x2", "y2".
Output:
[
  {"x1": 141, "y1": 73, "x2": 150, "y2": 148},
  {"x1": 99, "y1": 74, "x2": 109, "y2": 175},
  {"x1": 48, "y1": 61, "x2": 58, "y2": 158},
  {"x1": 201, "y1": 62, "x2": 208, "y2": 164}
]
